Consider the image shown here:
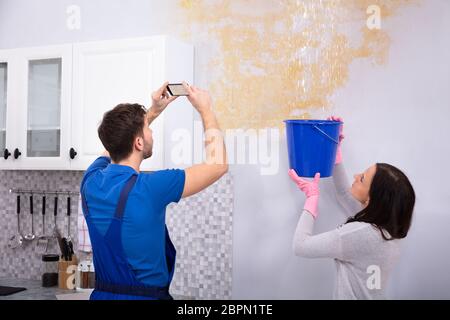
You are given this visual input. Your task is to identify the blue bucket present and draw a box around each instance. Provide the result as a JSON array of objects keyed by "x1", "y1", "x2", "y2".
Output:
[{"x1": 284, "y1": 120, "x2": 342, "y2": 178}]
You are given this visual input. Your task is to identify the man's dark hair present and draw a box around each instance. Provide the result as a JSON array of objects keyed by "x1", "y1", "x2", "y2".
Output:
[
  {"x1": 346, "y1": 163, "x2": 416, "y2": 240},
  {"x1": 98, "y1": 103, "x2": 146, "y2": 163}
]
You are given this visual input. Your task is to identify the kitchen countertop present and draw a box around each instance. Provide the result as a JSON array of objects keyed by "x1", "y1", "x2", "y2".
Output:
[
  {"x1": 0, "y1": 277, "x2": 78, "y2": 300},
  {"x1": 0, "y1": 278, "x2": 193, "y2": 300}
]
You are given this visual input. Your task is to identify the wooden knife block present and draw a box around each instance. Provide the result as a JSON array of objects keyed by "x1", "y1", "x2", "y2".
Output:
[{"x1": 58, "y1": 256, "x2": 78, "y2": 290}]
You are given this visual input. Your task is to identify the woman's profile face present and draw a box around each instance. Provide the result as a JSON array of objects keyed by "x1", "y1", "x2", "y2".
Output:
[{"x1": 350, "y1": 164, "x2": 377, "y2": 207}]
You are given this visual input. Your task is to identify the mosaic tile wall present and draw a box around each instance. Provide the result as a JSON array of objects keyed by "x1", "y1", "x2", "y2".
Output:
[{"x1": 0, "y1": 170, "x2": 233, "y2": 299}]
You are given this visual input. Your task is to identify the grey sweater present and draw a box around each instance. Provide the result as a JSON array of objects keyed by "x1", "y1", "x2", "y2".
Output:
[{"x1": 293, "y1": 164, "x2": 401, "y2": 300}]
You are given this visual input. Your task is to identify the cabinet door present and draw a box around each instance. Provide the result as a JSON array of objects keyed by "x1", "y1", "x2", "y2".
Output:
[
  {"x1": 0, "y1": 50, "x2": 19, "y2": 169},
  {"x1": 71, "y1": 38, "x2": 165, "y2": 171},
  {"x1": 14, "y1": 45, "x2": 72, "y2": 170}
]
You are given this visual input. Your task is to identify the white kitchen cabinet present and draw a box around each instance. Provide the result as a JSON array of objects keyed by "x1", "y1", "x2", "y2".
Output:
[
  {"x1": 0, "y1": 36, "x2": 194, "y2": 171},
  {"x1": 70, "y1": 36, "x2": 194, "y2": 171},
  {"x1": 14, "y1": 45, "x2": 73, "y2": 170},
  {"x1": 0, "y1": 45, "x2": 72, "y2": 170},
  {"x1": 0, "y1": 49, "x2": 20, "y2": 170},
  {"x1": 0, "y1": 60, "x2": 7, "y2": 153}
]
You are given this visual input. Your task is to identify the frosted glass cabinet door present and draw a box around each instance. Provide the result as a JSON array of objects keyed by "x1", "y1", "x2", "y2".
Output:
[
  {"x1": 15, "y1": 45, "x2": 72, "y2": 170},
  {"x1": 27, "y1": 58, "x2": 61, "y2": 157},
  {"x1": 0, "y1": 63, "x2": 6, "y2": 153},
  {"x1": 0, "y1": 50, "x2": 18, "y2": 170}
]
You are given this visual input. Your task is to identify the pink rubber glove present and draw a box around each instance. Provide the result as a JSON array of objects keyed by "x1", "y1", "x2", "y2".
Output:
[
  {"x1": 289, "y1": 170, "x2": 321, "y2": 219},
  {"x1": 327, "y1": 116, "x2": 344, "y2": 165}
]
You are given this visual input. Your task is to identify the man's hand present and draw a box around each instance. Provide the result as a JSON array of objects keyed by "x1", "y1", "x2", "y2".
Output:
[
  {"x1": 147, "y1": 82, "x2": 178, "y2": 124},
  {"x1": 183, "y1": 82, "x2": 212, "y2": 116}
]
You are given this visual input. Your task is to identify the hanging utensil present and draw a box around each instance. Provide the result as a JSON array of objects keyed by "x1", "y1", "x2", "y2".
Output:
[
  {"x1": 8, "y1": 195, "x2": 24, "y2": 249},
  {"x1": 60, "y1": 195, "x2": 70, "y2": 261},
  {"x1": 36, "y1": 195, "x2": 49, "y2": 253},
  {"x1": 47, "y1": 195, "x2": 58, "y2": 246},
  {"x1": 53, "y1": 196, "x2": 58, "y2": 230},
  {"x1": 53, "y1": 196, "x2": 65, "y2": 259},
  {"x1": 24, "y1": 194, "x2": 36, "y2": 241},
  {"x1": 66, "y1": 195, "x2": 74, "y2": 261},
  {"x1": 66, "y1": 196, "x2": 71, "y2": 241}
]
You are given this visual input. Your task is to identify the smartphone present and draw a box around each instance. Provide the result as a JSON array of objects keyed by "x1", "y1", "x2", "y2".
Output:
[{"x1": 167, "y1": 83, "x2": 189, "y2": 96}]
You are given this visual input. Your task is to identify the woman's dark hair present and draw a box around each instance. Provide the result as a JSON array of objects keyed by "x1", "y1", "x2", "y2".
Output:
[
  {"x1": 98, "y1": 103, "x2": 146, "y2": 163},
  {"x1": 346, "y1": 163, "x2": 415, "y2": 241}
]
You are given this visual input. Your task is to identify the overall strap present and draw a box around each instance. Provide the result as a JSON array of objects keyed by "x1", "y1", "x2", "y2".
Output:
[
  {"x1": 81, "y1": 182, "x2": 90, "y2": 217},
  {"x1": 114, "y1": 174, "x2": 138, "y2": 220},
  {"x1": 81, "y1": 174, "x2": 137, "y2": 220}
]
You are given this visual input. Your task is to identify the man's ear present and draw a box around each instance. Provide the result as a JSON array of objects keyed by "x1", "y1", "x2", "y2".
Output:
[{"x1": 135, "y1": 136, "x2": 144, "y2": 152}]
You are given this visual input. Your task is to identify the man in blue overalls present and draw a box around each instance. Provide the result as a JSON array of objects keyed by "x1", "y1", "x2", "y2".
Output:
[{"x1": 80, "y1": 82, "x2": 228, "y2": 300}]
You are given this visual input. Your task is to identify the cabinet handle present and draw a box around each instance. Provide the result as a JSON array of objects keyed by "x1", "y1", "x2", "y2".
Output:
[
  {"x1": 14, "y1": 148, "x2": 21, "y2": 159},
  {"x1": 69, "y1": 148, "x2": 77, "y2": 159},
  {"x1": 3, "y1": 148, "x2": 11, "y2": 160}
]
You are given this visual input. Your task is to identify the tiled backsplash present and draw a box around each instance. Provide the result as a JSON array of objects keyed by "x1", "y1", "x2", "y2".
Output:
[{"x1": 0, "y1": 169, "x2": 233, "y2": 299}]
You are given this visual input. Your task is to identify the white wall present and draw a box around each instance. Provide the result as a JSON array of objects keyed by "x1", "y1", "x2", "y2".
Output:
[
  {"x1": 0, "y1": 0, "x2": 172, "y2": 48},
  {"x1": 232, "y1": 0, "x2": 450, "y2": 299},
  {"x1": 1, "y1": 0, "x2": 449, "y2": 299}
]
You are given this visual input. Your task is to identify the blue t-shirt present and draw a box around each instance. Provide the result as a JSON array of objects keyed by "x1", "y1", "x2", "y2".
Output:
[{"x1": 80, "y1": 156, "x2": 185, "y2": 287}]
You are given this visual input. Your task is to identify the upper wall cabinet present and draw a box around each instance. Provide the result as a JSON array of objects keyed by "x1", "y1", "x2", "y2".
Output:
[
  {"x1": 0, "y1": 49, "x2": 20, "y2": 169},
  {"x1": 0, "y1": 44, "x2": 72, "y2": 170},
  {"x1": 0, "y1": 54, "x2": 11, "y2": 168},
  {"x1": 16, "y1": 45, "x2": 73, "y2": 170},
  {"x1": 71, "y1": 36, "x2": 194, "y2": 171},
  {"x1": 0, "y1": 61, "x2": 7, "y2": 153},
  {"x1": 0, "y1": 36, "x2": 194, "y2": 171}
]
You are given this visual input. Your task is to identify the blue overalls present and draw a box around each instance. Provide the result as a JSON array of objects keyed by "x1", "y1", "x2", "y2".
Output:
[{"x1": 81, "y1": 174, "x2": 176, "y2": 300}]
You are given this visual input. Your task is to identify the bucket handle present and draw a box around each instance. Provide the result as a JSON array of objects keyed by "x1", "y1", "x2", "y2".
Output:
[{"x1": 313, "y1": 125, "x2": 339, "y2": 144}]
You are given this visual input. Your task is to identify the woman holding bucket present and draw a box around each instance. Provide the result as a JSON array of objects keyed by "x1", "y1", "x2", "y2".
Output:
[{"x1": 289, "y1": 116, "x2": 415, "y2": 300}]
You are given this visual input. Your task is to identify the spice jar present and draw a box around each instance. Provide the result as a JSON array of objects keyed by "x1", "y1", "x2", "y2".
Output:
[{"x1": 76, "y1": 260, "x2": 95, "y2": 290}]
